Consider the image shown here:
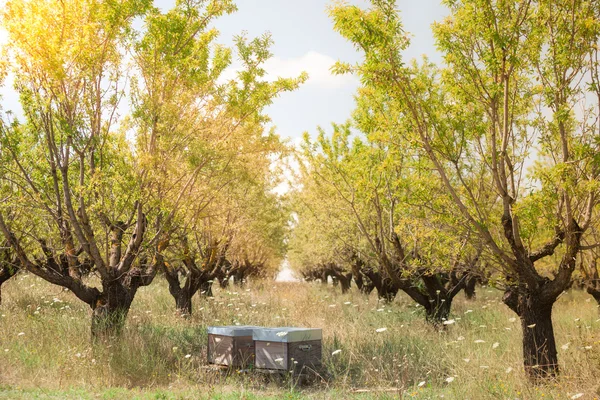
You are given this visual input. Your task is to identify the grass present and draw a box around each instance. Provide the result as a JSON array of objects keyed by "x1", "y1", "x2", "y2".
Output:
[{"x1": 1, "y1": 274, "x2": 600, "y2": 399}]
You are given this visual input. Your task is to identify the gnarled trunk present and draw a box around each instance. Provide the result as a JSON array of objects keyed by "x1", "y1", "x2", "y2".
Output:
[
  {"x1": 338, "y1": 272, "x2": 352, "y2": 294},
  {"x1": 520, "y1": 300, "x2": 558, "y2": 379},
  {"x1": 175, "y1": 289, "x2": 193, "y2": 316},
  {"x1": 0, "y1": 245, "x2": 18, "y2": 305},
  {"x1": 164, "y1": 260, "x2": 214, "y2": 317},
  {"x1": 503, "y1": 289, "x2": 559, "y2": 380},
  {"x1": 91, "y1": 282, "x2": 136, "y2": 339},
  {"x1": 0, "y1": 268, "x2": 17, "y2": 305},
  {"x1": 330, "y1": 269, "x2": 352, "y2": 294},
  {"x1": 425, "y1": 296, "x2": 452, "y2": 324},
  {"x1": 464, "y1": 276, "x2": 477, "y2": 300},
  {"x1": 377, "y1": 282, "x2": 399, "y2": 302},
  {"x1": 365, "y1": 269, "x2": 398, "y2": 302}
]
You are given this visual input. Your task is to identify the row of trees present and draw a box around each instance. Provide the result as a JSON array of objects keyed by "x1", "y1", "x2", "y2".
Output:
[
  {"x1": 0, "y1": 0, "x2": 302, "y2": 337},
  {"x1": 289, "y1": 0, "x2": 600, "y2": 382}
]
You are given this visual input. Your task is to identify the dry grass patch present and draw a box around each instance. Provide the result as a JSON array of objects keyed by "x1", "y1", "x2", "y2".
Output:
[{"x1": 1, "y1": 274, "x2": 600, "y2": 398}]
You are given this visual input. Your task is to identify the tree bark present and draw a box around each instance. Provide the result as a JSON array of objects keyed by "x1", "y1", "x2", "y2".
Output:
[
  {"x1": 503, "y1": 289, "x2": 559, "y2": 380},
  {"x1": 425, "y1": 296, "x2": 452, "y2": 324},
  {"x1": 338, "y1": 272, "x2": 352, "y2": 294},
  {"x1": 91, "y1": 282, "x2": 136, "y2": 339},
  {"x1": 0, "y1": 244, "x2": 19, "y2": 305},
  {"x1": 587, "y1": 287, "x2": 600, "y2": 309},
  {"x1": 175, "y1": 289, "x2": 193, "y2": 316},
  {"x1": 164, "y1": 259, "x2": 214, "y2": 317},
  {"x1": 464, "y1": 276, "x2": 477, "y2": 300},
  {"x1": 521, "y1": 300, "x2": 558, "y2": 379},
  {"x1": 0, "y1": 267, "x2": 18, "y2": 305},
  {"x1": 365, "y1": 269, "x2": 398, "y2": 301}
]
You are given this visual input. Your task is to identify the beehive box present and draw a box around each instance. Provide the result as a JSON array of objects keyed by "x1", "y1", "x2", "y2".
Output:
[
  {"x1": 207, "y1": 326, "x2": 259, "y2": 367},
  {"x1": 253, "y1": 327, "x2": 322, "y2": 370}
]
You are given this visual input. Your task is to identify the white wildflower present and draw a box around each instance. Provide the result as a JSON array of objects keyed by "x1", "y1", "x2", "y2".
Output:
[
  {"x1": 445, "y1": 376, "x2": 455, "y2": 383},
  {"x1": 492, "y1": 342, "x2": 500, "y2": 349}
]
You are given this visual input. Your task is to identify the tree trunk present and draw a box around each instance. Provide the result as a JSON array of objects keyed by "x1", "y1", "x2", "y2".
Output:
[
  {"x1": 464, "y1": 276, "x2": 477, "y2": 300},
  {"x1": 339, "y1": 273, "x2": 352, "y2": 294},
  {"x1": 175, "y1": 289, "x2": 193, "y2": 317},
  {"x1": 200, "y1": 279, "x2": 214, "y2": 297},
  {"x1": 425, "y1": 297, "x2": 452, "y2": 324},
  {"x1": 219, "y1": 276, "x2": 230, "y2": 288},
  {"x1": 365, "y1": 270, "x2": 397, "y2": 301},
  {"x1": 587, "y1": 287, "x2": 600, "y2": 309},
  {"x1": 320, "y1": 270, "x2": 329, "y2": 285},
  {"x1": 0, "y1": 250, "x2": 18, "y2": 305},
  {"x1": 520, "y1": 300, "x2": 558, "y2": 379},
  {"x1": 0, "y1": 271, "x2": 15, "y2": 305},
  {"x1": 377, "y1": 284, "x2": 398, "y2": 302},
  {"x1": 504, "y1": 289, "x2": 559, "y2": 380},
  {"x1": 91, "y1": 282, "x2": 135, "y2": 339},
  {"x1": 361, "y1": 281, "x2": 375, "y2": 295},
  {"x1": 354, "y1": 272, "x2": 364, "y2": 291}
]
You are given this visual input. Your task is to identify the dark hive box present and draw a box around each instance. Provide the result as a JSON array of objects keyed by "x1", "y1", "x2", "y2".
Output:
[
  {"x1": 253, "y1": 327, "x2": 322, "y2": 371},
  {"x1": 207, "y1": 326, "x2": 258, "y2": 367}
]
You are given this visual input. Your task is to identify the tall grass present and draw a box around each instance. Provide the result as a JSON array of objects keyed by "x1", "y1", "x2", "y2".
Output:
[{"x1": 1, "y1": 273, "x2": 599, "y2": 399}]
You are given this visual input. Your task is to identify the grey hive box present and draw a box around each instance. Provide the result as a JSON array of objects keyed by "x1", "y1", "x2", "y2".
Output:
[
  {"x1": 253, "y1": 327, "x2": 322, "y2": 370},
  {"x1": 207, "y1": 325, "x2": 259, "y2": 367}
]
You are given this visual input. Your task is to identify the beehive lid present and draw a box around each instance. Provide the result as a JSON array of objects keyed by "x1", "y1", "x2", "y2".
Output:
[
  {"x1": 252, "y1": 327, "x2": 322, "y2": 343},
  {"x1": 207, "y1": 325, "x2": 260, "y2": 337}
]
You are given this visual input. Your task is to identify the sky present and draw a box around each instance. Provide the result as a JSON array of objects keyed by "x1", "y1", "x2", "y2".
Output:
[
  {"x1": 0, "y1": 0, "x2": 449, "y2": 145},
  {"x1": 189, "y1": 0, "x2": 450, "y2": 144}
]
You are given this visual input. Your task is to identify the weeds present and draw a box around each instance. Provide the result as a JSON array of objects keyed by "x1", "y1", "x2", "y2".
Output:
[{"x1": 1, "y1": 274, "x2": 600, "y2": 398}]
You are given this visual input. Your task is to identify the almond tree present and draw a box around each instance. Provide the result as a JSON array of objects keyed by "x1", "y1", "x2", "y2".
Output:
[
  {"x1": 130, "y1": 4, "x2": 304, "y2": 315},
  {"x1": 294, "y1": 123, "x2": 480, "y2": 321},
  {"x1": 329, "y1": 0, "x2": 600, "y2": 379},
  {"x1": 0, "y1": 0, "x2": 302, "y2": 336},
  {"x1": 0, "y1": 0, "x2": 161, "y2": 338}
]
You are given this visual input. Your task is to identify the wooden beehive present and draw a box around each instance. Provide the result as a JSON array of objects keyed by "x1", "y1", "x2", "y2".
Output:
[
  {"x1": 207, "y1": 326, "x2": 258, "y2": 367},
  {"x1": 253, "y1": 327, "x2": 322, "y2": 371}
]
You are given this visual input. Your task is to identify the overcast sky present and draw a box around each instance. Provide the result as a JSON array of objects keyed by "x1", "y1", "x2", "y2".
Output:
[{"x1": 0, "y1": 0, "x2": 448, "y2": 144}]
